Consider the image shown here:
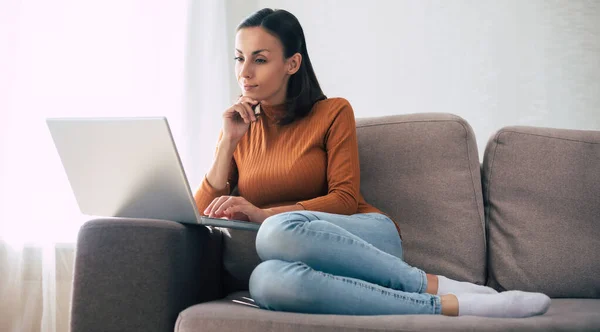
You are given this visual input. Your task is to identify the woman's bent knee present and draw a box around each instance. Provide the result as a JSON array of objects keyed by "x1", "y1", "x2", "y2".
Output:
[
  {"x1": 255, "y1": 211, "x2": 311, "y2": 261},
  {"x1": 249, "y1": 259, "x2": 307, "y2": 311}
]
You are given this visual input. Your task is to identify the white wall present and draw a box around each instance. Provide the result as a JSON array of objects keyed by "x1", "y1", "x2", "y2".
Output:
[{"x1": 228, "y1": 0, "x2": 600, "y2": 158}]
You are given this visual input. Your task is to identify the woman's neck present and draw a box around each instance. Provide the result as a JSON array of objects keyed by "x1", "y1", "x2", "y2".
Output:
[{"x1": 259, "y1": 80, "x2": 288, "y2": 105}]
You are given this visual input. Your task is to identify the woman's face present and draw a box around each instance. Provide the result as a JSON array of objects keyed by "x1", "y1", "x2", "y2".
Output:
[{"x1": 235, "y1": 27, "x2": 299, "y2": 105}]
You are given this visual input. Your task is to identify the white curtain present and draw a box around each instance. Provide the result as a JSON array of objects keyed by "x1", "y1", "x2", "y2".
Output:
[{"x1": 0, "y1": 0, "x2": 230, "y2": 331}]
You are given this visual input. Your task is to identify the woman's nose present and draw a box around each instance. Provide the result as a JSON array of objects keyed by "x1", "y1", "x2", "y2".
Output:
[{"x1": 239, "y1": 62, "x2": 252, "y2": 78}]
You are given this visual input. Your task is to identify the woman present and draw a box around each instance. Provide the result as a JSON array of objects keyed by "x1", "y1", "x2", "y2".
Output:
[{"x1": 194, "y1": 8, "x2": 550, "y2": 317}]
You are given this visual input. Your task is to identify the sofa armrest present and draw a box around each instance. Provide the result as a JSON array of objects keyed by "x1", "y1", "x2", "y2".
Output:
[{"x1": 70, "y1": 218, "x2": 223, "y2": 332}]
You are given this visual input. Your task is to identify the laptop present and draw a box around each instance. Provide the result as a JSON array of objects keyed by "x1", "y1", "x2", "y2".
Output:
[{"x1": 46, "y1": 117, "x2": 260, "y2": 231}]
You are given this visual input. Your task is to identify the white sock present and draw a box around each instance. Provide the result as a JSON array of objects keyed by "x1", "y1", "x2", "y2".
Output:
[
  {"x1": 437, "y1": 275, "x2": 498, "y2": 295},
  {"x1": 456, "y1": 291, "x2": 551, "y2": 318}
]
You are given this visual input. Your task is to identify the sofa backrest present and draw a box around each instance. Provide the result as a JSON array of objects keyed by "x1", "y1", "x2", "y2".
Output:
[
  {"x1": 482, "y1": 126, "x2": 600, "y2": 298},
  {"x1": 356, "y1": 113, "x2": 486, "y2": 285}
]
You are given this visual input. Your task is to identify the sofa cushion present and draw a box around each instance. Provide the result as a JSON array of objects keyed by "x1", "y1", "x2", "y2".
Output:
[
  {"x1": 483, "y1": 126, "x2": 600, "y2": 298},
  {"x1": 176, "y1": 291, "x2": 600, "y2": 332},
  {"x1": 356, "y1": 113, "x2": 486, "y2": 284},
  {"x1": 220, "y1": 228, "x2": 262, "y2": 293}
]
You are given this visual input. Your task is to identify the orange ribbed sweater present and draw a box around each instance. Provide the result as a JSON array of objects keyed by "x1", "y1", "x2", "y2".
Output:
[{"x1": 194, "y1": 97, "x2": 401, "y2": 237}]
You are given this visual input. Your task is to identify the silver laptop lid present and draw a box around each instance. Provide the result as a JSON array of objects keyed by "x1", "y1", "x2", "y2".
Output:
[{"x1": 46, "y1": 117, "x2": 201, "y2": 223}]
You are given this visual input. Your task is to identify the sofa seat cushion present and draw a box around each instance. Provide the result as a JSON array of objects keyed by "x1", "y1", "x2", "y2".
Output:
[{"x1": 175, "y1": 292, "x2": 600, "y2": 332}]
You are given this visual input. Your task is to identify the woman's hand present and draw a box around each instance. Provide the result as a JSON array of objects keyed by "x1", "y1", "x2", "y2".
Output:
[
  {"x1": 222, "y1": 96, "x2": 259, "y2": 144},
  {"x1": 203, "y1": 196, "x2": 273, "y2": 224}
]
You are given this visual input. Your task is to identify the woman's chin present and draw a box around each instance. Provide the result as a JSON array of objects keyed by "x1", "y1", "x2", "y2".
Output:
[{"x1": 241, "y1": 90, "x2": 258, "y2": 97}]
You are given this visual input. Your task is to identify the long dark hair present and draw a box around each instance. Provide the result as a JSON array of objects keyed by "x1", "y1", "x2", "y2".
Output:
[{"x1": 237, "y1": 8, "x2": 326, "y2": 125}]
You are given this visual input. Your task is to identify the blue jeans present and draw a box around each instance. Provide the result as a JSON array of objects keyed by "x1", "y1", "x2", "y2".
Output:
[{"x1": 249, "y1": 211, "x2": 442, "y2": 315}]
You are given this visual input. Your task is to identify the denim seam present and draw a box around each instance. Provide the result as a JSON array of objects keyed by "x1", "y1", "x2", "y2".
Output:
[
  {"x1": 314, "y1": 270, "x2": 434, "y2": 307},
  {"x1": 418, "y1": 269, "x2": 427, "y2": 293}
]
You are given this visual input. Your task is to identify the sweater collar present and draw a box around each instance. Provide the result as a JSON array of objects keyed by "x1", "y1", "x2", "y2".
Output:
[{"x1": 257, "y1": 102, "x2": 287, "y2": 122}]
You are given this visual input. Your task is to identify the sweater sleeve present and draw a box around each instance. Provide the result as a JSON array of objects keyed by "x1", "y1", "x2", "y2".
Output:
[
  {"x1": 297, "y1": 100, "x2": 360, "y2": 215},
  {"x1": 193, "y1": 131, "x2": 239, "y2": 214}
]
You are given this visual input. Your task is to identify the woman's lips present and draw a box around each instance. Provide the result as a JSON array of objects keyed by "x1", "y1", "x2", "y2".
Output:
[{"x1": 243, "y1": 85, "x2": 258, "y2": 91}]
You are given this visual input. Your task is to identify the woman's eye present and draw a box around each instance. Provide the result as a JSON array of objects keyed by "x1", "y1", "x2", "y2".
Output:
[
  {"x1": 255, "y1": 58, "x2": 266, "y2": 64},
  {"x1": 234, "y1": 57, "x2": 244, "y2": 62}
]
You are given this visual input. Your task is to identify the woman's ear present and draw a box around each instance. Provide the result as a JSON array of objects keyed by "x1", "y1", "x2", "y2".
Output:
[{"x1": 287, "y1": 53, "x2": 302, "y2": 75}]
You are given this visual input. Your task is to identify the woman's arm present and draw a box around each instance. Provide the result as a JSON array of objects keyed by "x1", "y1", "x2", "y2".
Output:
[
  {"x1": 194, "y1": 133, "x2": 239, "y2": 213},
  {"x1": 195, "y1": 96, "x2": 258, "y2": 213},
  {"x1": 296, "y1": 100, "x2": 360, "y2": 215},
  {"x1": 206, "y1": 137, "x2": 237, "y2": 191},
  {"x1": 204, "y1": 197, "x2": 304, "y2": 223}
]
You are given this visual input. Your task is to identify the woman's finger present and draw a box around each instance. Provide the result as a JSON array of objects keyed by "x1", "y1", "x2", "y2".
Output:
[
  {"x1": 237, "y1": 96, "x2": 259, "y2": 105},
  {"x1": 239, "y1": 101, "x2": 257, "y2": 122},
  {"x1": 228, "y1": 104, "x2": 249, "y2": 123},
  {"x1": 204, "y1": 197, "x2": 220, "y2": 215},
  {"x1": 224, "y1": 204, "x2": 246, "y2": 217},
  {"x1": 208, "y1": 196, "x2": 231, "y2": 218},
  {"x1": 214, "y1": 196, "x2": 239, "y2": 217},
  {"x1": 223, "y1": 104, "x2": 250, "y2": 123},
  {"x1": 205, "y1": 196, "x2": 225, "y2": 216}
]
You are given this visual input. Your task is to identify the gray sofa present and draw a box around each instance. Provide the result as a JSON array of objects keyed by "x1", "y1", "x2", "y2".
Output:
[{"x1": 70, "y1": 113, "x2": 600, "y2": 332}]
